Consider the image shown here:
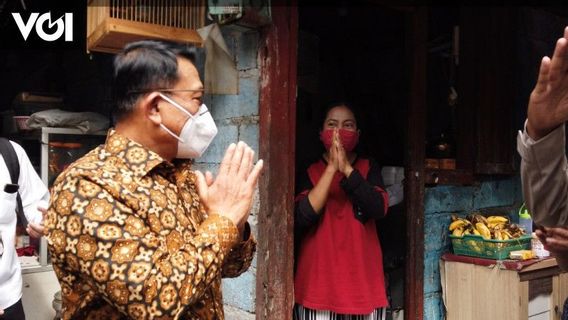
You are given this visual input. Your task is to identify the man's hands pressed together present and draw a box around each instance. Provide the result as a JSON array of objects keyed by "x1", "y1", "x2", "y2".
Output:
[{"x1": 195, "y1": 141, "x2": 263, "y2": 233}]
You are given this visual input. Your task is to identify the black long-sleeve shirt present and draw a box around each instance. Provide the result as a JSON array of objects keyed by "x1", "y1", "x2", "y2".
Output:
[{"x1": 295, "y1": 157, "x2": 388, "y2": 232}]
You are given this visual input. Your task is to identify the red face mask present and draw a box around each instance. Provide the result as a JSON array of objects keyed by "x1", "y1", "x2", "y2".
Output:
[{"x1": 320, "y1": 129, "x2": 359, "y2": 152}]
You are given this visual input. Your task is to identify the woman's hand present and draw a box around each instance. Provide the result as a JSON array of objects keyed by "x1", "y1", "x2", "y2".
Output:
[
  {"x1": 335, "y1": 130, "x2": 353, "y2": 177},
  {"x1": 326, "y1": 130, "x2": 339, "y2": 173},
  {"x1": 527, "y1": 27, "x2": 568, "y2": 140}
]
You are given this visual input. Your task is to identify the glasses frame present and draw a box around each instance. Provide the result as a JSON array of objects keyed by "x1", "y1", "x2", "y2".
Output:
[
  {"x1": 157, "y1": 92, "x2": 210, "y2": 118},
  {"x1": 127, "y1": 88, "x2": 205, "y2": 95},
  {"x1": 128, "y1": 88, "x2": 205, "y2": 114}
]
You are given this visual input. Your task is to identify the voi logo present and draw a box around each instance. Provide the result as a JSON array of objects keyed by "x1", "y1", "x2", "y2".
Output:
[{"x1": 11, "y1": 12, "x2": 73, "y2": 42}]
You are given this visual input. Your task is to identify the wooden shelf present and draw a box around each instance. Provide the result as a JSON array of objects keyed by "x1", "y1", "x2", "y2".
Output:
[{"x1": 424, "y1": 168, "x2": 474, "y2": 186}]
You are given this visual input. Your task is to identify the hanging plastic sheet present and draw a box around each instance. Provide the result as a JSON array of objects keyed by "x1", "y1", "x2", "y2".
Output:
[{"x1": 197, "y1": 23, "x2": 238, "y2": 95}]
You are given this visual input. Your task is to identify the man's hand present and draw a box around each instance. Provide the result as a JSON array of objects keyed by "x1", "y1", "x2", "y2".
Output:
[
  {"x1": 26, "y1": 207, "x2": 47, "y2": 238},
  {"x1": 195, "y1": 141, "x2": 263, "y2": 231},
  {"x1": 536, "y1": 226, "x2": 568, "y2": 251},
  {"x1": 536, "y1": 226, "x2": 568, "y2": 270},
  {"x1": 527, "y1": 27, "x2": 568, "y2": 140}
]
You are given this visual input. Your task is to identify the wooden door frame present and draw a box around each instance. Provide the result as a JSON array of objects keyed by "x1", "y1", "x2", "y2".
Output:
[
  {"x1": 404, "y1": 7, "x2": 427, "y2": 320},
  {"x1": 256, "y1": 2, "x2": 298, "y2": 319},
  {"x1": 256, "y1": 4, "x2": 427, "y2": 320}
]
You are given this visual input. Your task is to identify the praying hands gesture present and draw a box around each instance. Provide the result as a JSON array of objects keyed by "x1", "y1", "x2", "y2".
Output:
[
  {"x1": 327, "y1": 129, "x2": 353, "y2": 177},
  {"x1": 527, "y1": 27, "x2": 568, "y2": 140},
  {"x1": 195, "y1": 141, "x2": 263, "y2": 232},
  {"x1": 310, "y1": 129, "x2": 354, "y2": 214}
]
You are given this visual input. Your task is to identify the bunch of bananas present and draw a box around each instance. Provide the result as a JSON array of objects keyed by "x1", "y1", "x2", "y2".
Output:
[{"x1": 448, "y1": 213, "x2": 526, "y2": 240}]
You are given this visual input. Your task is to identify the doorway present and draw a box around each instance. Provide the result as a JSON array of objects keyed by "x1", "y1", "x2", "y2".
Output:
[{"x1": 294, "y1": 4, "x2": 408, "y2": 319}]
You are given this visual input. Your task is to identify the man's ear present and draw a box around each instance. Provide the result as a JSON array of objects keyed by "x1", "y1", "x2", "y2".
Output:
[{"x1": 141, "y1": 92, "x2": 163, "y2": 126}]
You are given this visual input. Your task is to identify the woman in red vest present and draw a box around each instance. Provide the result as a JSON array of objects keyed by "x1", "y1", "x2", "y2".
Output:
[{"x1": 294, "y1": 102, "x2": 389, "y2": 320}]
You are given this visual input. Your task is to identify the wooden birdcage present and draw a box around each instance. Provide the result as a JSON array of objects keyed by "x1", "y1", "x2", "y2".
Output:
[{"x1": 87, "y1": 0, "x2": 205, "y2": 54}]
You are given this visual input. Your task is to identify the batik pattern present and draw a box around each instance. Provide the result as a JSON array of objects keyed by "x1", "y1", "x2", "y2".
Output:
[{"x1": 46, "y1": 130, "x2": 256, "y2": 319}]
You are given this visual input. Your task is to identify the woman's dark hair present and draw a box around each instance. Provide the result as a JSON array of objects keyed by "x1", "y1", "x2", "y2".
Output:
[
  {"x1": 319, "y1": 100, "x2": 368, "y2": 155},
  {"x1": 111, "y1": 40, "x2": 197, "y2": 121},
  {"x1": 319, "y1": 100, "x2": 361, "y2": 131}
]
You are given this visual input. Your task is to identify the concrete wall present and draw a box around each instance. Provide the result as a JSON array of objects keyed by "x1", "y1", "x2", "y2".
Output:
[
  {"x1": 192, "y1": 25, "x2": 261, "y2": 317},
  {"x1": 423, "y1": 176, "x2": 523, "y2": 320}
]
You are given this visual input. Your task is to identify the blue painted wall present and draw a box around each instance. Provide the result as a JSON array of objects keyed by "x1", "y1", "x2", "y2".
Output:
[
  {"x1": 423, "y1": 176, "x2": 523, "y2": 320},
  {"x1": 193, "y1": 25, "x2": 260, "y2": 316}
]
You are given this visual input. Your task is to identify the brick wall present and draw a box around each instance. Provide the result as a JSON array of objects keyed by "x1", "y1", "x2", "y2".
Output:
[{"x1": 193, "y1": 25, "x2": 260, "y2": 316}]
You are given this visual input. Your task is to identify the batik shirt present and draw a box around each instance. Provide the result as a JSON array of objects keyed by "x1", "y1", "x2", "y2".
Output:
[{"x1": 45, "y1": 129, "x2": 255, "y2": 320}]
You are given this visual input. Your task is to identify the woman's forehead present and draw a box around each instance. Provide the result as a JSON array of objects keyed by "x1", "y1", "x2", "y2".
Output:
[{"x1": 325, "y1": 106, "x2": 356, "y2": 121}]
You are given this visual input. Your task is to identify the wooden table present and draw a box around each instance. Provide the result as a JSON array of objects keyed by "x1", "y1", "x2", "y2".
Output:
[{"x1": 441, "y1": 253, "x2": 568, "y2": 320}]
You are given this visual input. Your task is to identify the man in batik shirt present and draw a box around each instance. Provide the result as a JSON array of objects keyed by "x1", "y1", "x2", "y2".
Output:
[{"x1": 45, "y1": 40, "x2": 263, "y2": 319}]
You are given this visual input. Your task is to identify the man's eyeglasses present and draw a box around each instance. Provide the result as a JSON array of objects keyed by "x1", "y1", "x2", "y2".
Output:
[{"x1": 127, "y1": 88, "x2": 205, "y2": 95}]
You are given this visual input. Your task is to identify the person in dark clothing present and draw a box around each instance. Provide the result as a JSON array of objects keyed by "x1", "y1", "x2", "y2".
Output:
[{"x1": 293, "y1": 102, "x2": 389, "y2": 320}]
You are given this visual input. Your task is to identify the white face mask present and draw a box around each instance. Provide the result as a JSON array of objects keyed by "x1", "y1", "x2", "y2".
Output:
[{"x1": 158, "y1": 93, "x2": 218, "y2": 159}]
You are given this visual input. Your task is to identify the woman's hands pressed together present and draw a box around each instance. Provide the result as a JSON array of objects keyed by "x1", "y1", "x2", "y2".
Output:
[{"x1": 326, "y1": 129, "x2": 353, "y2": 177}]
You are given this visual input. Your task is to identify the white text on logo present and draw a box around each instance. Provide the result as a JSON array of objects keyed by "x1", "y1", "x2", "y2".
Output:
[{"x1": 12, "y1": 12, "x2": 73, "y2": 42}]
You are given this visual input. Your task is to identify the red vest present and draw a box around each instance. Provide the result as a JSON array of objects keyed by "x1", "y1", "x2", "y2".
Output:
[{"x1": 294, "y1": 159, "x2": 388, "y2": 314}]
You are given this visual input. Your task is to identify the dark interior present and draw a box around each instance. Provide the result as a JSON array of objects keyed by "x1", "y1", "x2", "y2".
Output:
[
  {"x1": 295, "y1": 5, "x2": 568, "y2": 318},
  {"x1": 296, "y1": 4, "x2": 408, "y2": 317}
]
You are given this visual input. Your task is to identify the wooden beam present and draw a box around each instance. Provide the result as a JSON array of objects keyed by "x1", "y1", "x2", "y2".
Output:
[
  {"x1": 256, "y1": 2, "x2": 298, "y2": 319},
  {"x1": 404, "y1": 7, "x2": 427, "y2": 320}
]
